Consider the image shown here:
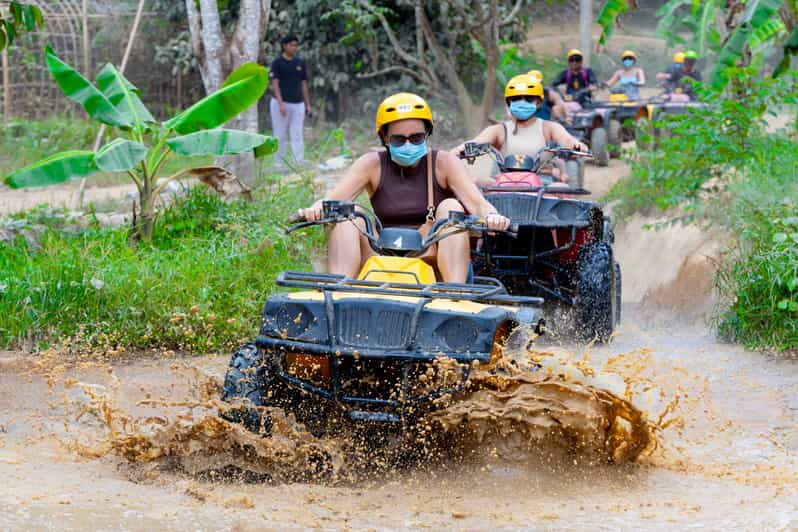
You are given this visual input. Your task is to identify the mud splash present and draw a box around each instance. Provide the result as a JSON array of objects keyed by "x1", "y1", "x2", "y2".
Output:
[
  {"x1": 21, "y1": 337, "x2": 676, "y2": 486},
  {"x1": 432, "y1": 342, "x2": 663, "y2": 464}
]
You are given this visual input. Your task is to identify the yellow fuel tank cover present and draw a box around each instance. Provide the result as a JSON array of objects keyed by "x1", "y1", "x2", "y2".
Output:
[{"x1": 358, "y1": 256, "x2": 436, "y2": 285}]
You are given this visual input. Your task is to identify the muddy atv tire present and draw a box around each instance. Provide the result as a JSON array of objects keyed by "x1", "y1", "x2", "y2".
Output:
[
  {"x1": 591, "y1": 127, "x2": 609, "y2": 166},
  {"x1": 574, "y1": 243, "x2": 617, "y2": 342},
  {"x1": 565, "y1": 159, "x2": 583, "y2": 189},
  {"x1": 221, "y1": 343, "x2": 274, "y2": 434},
  {"x1": 608, "y1": 119, "x2": 622, "y2": 158},
  {"x1": 614, "y1": 261, "x2": 622, "y2": 325}
]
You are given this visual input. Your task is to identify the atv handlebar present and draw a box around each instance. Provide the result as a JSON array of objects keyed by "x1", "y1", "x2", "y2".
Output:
[
  {"x1": 459, "y1": 142, "x2": 592, "y2": 167},
  {"x1": 287, "y1": 200, "x2": 517, "y2": 257}
]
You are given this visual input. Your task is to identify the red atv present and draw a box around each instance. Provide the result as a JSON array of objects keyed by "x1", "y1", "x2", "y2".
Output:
[{"x1": 461, "y1": 142, "x2": 621, "y2": 341}]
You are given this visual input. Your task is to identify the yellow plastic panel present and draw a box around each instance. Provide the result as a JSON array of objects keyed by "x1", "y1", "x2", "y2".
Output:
[
  {"x1": 609, "y1": 93, "x2": 628, "y2": 103},
  {"x1": 357, "y1": 256, "x2": 436, "y2": 285}
]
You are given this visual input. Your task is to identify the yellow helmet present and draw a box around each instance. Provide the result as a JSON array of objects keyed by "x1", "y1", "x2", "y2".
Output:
[
  {"x1": 527, "y1": 69, "x2": 544, "y2": 81},
  {"x1": 375, "y1": 92, "x2": 433, "y2": 135},
  {"x1": 505, "y1": 74, "x2": 544, "y2": 100},
  {"x1": 673, "y1": 52, "x2": 685, "y2": 64},
  {"x1": 621, "y1": 50, "x2": 636, "y2": 60},
  {"x1": 567, "y1": 48, "x2": 583, "y2": 59}
]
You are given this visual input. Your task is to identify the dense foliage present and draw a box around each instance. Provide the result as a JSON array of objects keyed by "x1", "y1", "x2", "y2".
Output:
[{"x1": 606, "y1": 72, "x2": 798, "y2": 351}]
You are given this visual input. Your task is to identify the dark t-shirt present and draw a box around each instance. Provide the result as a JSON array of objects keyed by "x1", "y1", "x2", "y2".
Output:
[
  {"x1": 552, "y1": 68, "x2": 597, "y2": 95},
  {"x1": 535, "y1": 88, "x2": 552, "y2": 120},
  {"x1": 270, "y1": 55, "x2": 307, "y2": 103},
  {"x1": 664, "y1": 65, "x2": 703, "y2": 94}
]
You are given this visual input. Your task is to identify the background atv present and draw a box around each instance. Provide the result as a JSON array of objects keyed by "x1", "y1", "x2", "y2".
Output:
[
  {"x1": 592, "y1": 84, "x2": 649, "y2": 156},
  {"x1": 221, "y1": 201, "x2": 544, "y2": 438},
  {"x1": 461, "y1": 142, "x2": 621, "y2": 342},
  {"x1": 555, "y1": 87, "x2": 614, "y2": 168},
  {"x1": 636, "y1": 88, "x2": 708, "y2": 149}
]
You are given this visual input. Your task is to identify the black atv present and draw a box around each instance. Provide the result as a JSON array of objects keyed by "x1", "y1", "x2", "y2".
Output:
[
  {"x1": 460, "y1": 142, "x2": 621, "y2": 342},
  {"x1": 220, "y1": 201, "x2": 544, "y2": 436},
  {"x1": 556, "y1": 87, "x2": 615, "y2": 169}
]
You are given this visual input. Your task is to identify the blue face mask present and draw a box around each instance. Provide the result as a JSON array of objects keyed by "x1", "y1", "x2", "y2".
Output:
[
  {"x1": 623, "y1": 58, "x2": 634, "y2": 68},
  {"x1": 389, "y1": 140, "x2": 428, "y2": 167},
  {"x1": 509, "y1": 100, "x2": 537, "y2": 121}
]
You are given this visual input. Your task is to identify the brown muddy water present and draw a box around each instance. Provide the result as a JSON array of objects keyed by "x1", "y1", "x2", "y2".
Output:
[{"x1": 1, "y1": 309, "x2": 797, "y2": 531}]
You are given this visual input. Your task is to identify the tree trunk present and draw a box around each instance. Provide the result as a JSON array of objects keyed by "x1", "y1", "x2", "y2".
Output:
[{"x1": 185, "y1": 0, "x2": 271, "y2": 184}]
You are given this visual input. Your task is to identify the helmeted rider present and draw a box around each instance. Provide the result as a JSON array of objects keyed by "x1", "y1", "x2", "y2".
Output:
[
  {"x1": 527, "y1": 69, "x2": 567, "y2": 121},
  {"x1": 552, "y1": 49, "x2": 598, "y2": 106},
  {"x1": 657, "y1": 51, "x2": 702, "y2": 95},
  {"x1": 605, "y1": 50, "x2": 646, "y2": 100},
  {"x1": 298, "y1": 93, "x2": 510, "y2": 283},
  {"x1": 451, "y1": 74, "x2": 588, "y2": 186}
]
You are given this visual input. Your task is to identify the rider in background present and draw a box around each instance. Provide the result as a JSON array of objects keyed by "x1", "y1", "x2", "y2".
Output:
[
  {"x1": 656, "y1": 50, "x2": 702, "y2": 97},
  {"x1": 552, "y1": 49, "x2": 598, "y2": 106},
  {"x1": 298, "y1": 93, "x2": 509, "y2": 283},
  {"x1": 527, "y1": 69, "x2": 567, "y2": 121},
  {"x1": 605, "y1": 50, "x2": 645, "y2": 100},
  {"x1": 451, "y1": 74, "x2": 588, "y2": 186}
]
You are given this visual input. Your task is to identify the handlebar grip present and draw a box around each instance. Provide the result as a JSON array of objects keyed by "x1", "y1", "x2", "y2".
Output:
[
  {"x1": 508, "y1": 223, "x2": 519, "y2": 234},
  {"x1": 287, "y1": 212, "x2": 306, "y2": 224}
]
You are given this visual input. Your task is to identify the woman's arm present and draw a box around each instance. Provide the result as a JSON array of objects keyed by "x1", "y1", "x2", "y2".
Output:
[
  {"x1": 449, "y1": 124, "x2": 504, "y2": 157},
  {"x1": 298, "y1": 152, "x2": 378, "y2": 221},
  {"x1": 543, "y1": 120, "x2": 589, "y2": 152},
  {"x1": 606, "y1": 70, "x2": 621, "y2": 87},
  {"x1": 439, "y1": 151, "x2": 510, "y2": 230},
  {"x1": 637, "y1": 68, "x2": 647, "y2": 86}
]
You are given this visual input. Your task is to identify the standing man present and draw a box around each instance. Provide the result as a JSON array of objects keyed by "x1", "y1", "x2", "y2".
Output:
[{"x1": 270, "y1": 34, "x2": 311, "y2": 166}]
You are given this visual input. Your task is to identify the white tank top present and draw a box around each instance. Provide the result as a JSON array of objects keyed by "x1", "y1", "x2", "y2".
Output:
[{"x1": 501, "y1": 118, "x2": 547, "y2": 158}]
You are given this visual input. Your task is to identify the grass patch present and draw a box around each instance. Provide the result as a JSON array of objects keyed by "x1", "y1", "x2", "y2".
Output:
[{"x1": 0, "y1": 178, "x2": 323, "y2": 353}]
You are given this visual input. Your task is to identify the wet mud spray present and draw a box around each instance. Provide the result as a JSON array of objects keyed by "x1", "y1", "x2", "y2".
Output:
[{"x1": 14, "y1": 336, "x2": 679, "y2": 487}]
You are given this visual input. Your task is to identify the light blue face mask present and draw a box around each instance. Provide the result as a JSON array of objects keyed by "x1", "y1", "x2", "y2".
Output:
[
  {"x1": 623, "y1": 58, "x2": 635, "y2": 68},
  {"x1": 389, "y1": 140, "x2": 428, "y2": 167},
  {"x1": 509, "y1": 100, "x2": 537, "y2": 121}
]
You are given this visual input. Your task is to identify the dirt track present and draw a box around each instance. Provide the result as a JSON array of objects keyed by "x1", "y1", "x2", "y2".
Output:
[{"x1": 1, "y1": 163, "x2": 797, "y2": 530}]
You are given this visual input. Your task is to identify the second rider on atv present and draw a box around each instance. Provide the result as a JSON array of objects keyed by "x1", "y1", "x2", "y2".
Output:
[
  {"x1": 298, "y1": 92, "x2": 510, "y2": 283},
  {"x1": 450, "y1": 74, "x2": 588, "y2": 187},
  {"x1": 605, "y1": 50, "x2": 645, "y2": 100}
]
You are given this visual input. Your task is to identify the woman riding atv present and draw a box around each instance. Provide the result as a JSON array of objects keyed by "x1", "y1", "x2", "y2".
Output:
[
  {"x1": 527, "y1": 69, "x2": 567, "y2": 121},
  {"x1": 605, "y1": 50, "x2": 645, "y2": 100},
  {"x1": 451, "y1": 74, "x2": 588, "y2": 186},
  {"x1": 297, "y1": 92, "x2": 509, "y2": 283},
  {"x1": 552, "y1": 49, "x2": 598, "y2": 106}
]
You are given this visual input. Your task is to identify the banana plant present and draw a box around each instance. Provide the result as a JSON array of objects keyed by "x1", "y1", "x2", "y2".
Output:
[{"x1": 3, "y1": 47, "x2": 276, "y2": 240}]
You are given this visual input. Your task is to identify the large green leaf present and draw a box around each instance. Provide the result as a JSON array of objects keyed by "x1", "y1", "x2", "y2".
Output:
[
  {"x1": 163, "y1": 63, "x2": 268, "y2": 134},
  {"x1": 597, "y1": 0, "x2": 630, "y2": 47},
  {"x1": 166, "y1": 129, "x2": 272, "y2": 157},
  {"x1": 45, "y1": 46, "x2": 131, "y2": 128},
  {"x1": 774, "y1": 27, "x2": 798, "y2": 76},
  {"x1": 96, "y1": 64, "x2": 155, "y2": 131},
  {"x1": 655, "y1": 0, "x2": 692, "y2": 41},
  {"x1": 94, "y1": 139, "x2": 148, "y2": 172},
  {"x1": 4, "y1": 151, "x2": 97, "y2": 188}
]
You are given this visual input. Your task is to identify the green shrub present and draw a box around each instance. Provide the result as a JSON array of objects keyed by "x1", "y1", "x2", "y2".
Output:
[
  {"x1": 0, "y1": 180, "x2": 323, "y2": 353},
  {"x1": 605, "y1": 72, "x2": 798, "y2": 351}
]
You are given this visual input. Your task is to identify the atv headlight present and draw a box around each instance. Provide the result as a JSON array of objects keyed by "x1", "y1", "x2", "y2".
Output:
[
  {"x1": 271, "y1": 303, "x2": 312, "y2": 338},
  {"x1": 434, "y1": 318, "x2": 479, "y2": 352}
]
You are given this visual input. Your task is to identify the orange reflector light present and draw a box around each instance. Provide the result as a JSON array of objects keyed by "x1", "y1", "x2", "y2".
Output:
[{"x1": 284, "y1": 353, "x2": 331, "y2": 386}]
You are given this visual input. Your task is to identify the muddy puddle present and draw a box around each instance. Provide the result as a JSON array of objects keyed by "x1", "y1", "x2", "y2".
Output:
[{"x1": 3, "y1": 311, "x2": 796, "y2": 530}]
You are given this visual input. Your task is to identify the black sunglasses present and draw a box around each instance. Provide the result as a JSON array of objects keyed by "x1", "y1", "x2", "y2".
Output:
[
  {"x1": 508, "y1": 95, "x2": 540, "y2": 103},
  {"x1": 388, "y1": 132, "x2": 427, "y2": 147},
  {"x1": 569, "y1": 56, "x2": 583, "y2": 63}
]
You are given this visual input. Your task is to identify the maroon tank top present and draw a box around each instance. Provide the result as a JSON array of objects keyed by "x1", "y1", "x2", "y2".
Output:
[{"x1": 370, "y1": 150, "x2": 455, "y2": 227}]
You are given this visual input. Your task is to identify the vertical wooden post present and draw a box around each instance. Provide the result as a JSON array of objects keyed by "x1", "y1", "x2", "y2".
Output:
[
  {"x1": 82, "y1": 0, "x2": 90, "y2": 74},
  {"x1": 579, "y1": 0, "x2": 592, "y2": 67},
  {"x1": 2, "y1": 48, "x2": 9, "y2": 125}
]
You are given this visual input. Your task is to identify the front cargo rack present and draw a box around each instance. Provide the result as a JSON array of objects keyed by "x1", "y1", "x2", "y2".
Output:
[{"x1": 276, "y1": 270, "x2": 543, "y2": 306}]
